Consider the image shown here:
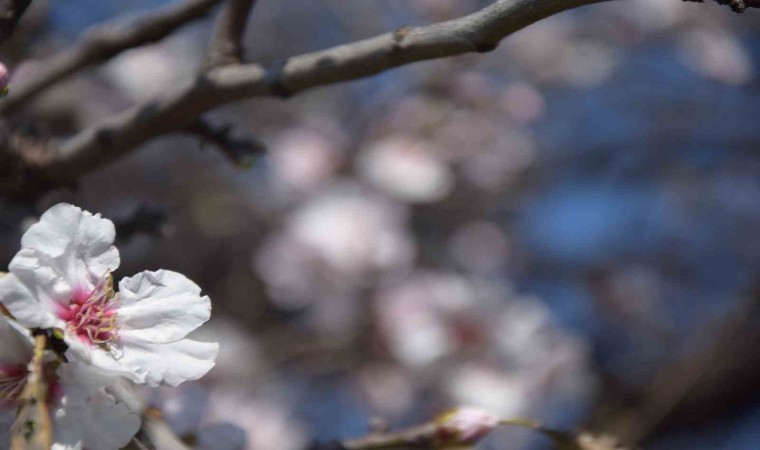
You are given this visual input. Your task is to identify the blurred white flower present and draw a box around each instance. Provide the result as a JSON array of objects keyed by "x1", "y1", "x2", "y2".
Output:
[
  {"x1": 0, "y1": 204, "x2": 218, "y2": 387},
  {"x1": 104, "y1": 39, "x2": 198, "y2": 102},
  {"x1": 285, "y1": 184, "x2": 414, "y2": 276},
  {"x1": 614, "y1": 0, "x2": 687, "y2": 34},
  {"x1": 256, "y1": 184, "x2": 415, "y2": 329},
  {"x1": 446, "y1": 365, "x2": 530, "y2": 419},
  {"x1": 358, "y1": 137, "x2": 453, "y2": 203},
  {"x1": 377, "y1": 272, "x2": 486, "y2": 367},
  {"x1": 679, "y1": 29, "x2": 754, "y2": 85},
  {"x1": 271, "y1": 128, "x2": 343, "y2": 194}
]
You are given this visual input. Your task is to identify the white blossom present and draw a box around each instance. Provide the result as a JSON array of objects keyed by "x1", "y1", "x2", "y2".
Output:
[{"x1": 0, "y1": 203, "x2": 218, "y2": 387}]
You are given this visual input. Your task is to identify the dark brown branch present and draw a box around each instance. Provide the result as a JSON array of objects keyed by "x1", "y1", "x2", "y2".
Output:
[
  {"x1": 0, "y1": 0, "x2": 31, "y2": 46},
  {"x1": 684, "y1": 0, "x2": 760, "y2": 13},
  {"x1": 204, "y1": 0, "x2": 257, "y2": 68},
  {"x1": 0, "y1": 0, "x2": 223, "y2": 114}
]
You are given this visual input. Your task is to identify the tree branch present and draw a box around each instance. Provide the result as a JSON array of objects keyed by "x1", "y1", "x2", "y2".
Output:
[
  {"x1": 204, "y1": 0, "x2": 257, "y2": 69},
  {"x1": 0, "y1": 0, "x2": 223, "y2": 114},
  {"x1": 0, "y1": 0, "x2": 613, "y2": 199},
  {"x1": 684, "y1": 0, "x2": 760, "y2": 13},
  {"x1": 0, "y1": 0, "x2": 32, "y2": 46}
]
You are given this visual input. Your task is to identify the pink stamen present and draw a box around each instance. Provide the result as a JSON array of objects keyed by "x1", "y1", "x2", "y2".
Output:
[
  {"x1": 57, "y1": 278, "x2": 120, "y2": 347},
  {"x1": 0, "y1": 364, "x2": 27, "y2": 403}
]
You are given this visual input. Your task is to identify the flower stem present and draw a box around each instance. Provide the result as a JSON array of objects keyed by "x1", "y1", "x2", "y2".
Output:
[{"x1": 11, "y1": 332, "x2": 53, "y2": 450}]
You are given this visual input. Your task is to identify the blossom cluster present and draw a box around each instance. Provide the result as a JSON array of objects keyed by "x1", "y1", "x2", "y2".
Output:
[{"x1": 0, "y1": 204, "x2": 219, "y2": 449}]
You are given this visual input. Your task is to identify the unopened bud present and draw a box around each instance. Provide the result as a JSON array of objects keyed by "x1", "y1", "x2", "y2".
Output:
[{"x1": 434, "y1": 407, "x2": 499, "y2": 447}]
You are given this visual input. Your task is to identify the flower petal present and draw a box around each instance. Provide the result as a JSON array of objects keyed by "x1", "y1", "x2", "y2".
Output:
[
  {"x1": 57, "y1": 361, "x2": 117, "y2": 395},
  {"x1": 118, "y1": 270, "x2": 212, "y2": 343},
  {"x1": 52, "y1": 390, "x2": 140, "y2": 450},
  {"x1": 62, "y1": 339, "x2": 137, "y2": 383},
  {"x1": 89, "y1": 338, "x2": 219, "y2": 387},
  {"x1": 0, "y1": 268, "x2": 64, "y2": 329},
  {"x1": 53, "y1": 362, "x2": 139, "y2": 450},
  {"x1": 20, "y1": 203, "x2": 120, "y2": 291}
]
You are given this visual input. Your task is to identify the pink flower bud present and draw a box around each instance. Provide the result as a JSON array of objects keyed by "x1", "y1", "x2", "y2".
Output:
[{"x1": 434, "y1": 407, "x2": 500, "y2": 447}]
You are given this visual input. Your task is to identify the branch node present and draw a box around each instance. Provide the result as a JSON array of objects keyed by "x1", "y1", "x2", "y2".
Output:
[
  {"x1": 265, "y1": 60, "x2": 293, "y2": 98},
  {"x1": 393, "y1": 26, "x2": 413, "y2": 44}
]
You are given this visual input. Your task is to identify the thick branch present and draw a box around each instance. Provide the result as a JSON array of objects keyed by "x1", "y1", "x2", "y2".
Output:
[
  {"x1": 0, "y1": 0, "x2": 223, "y2": 114},
  {"x1": 205, "y1": 0, "x2": 257, "y2": 68},
  {"x1": 0, "y1": 0, "x2": 610, "y2": 199},
  {"x1": 0, "y1": 0, "x2": 31, "y2": 46}
]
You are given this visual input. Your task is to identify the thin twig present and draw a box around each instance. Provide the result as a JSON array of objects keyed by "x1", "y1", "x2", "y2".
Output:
[
  {"x1": 204, "y1": 0, "x2": 257, "y2": 69},
  {"x1": 0, "y1": 0, "x2": 223, "y2": 114},
  {"x1": 10, "y1": 332, "x2": 52, "y2": 450},
  {"x1": 186, "y1": 119, "x2": 266, "y2": 166}
]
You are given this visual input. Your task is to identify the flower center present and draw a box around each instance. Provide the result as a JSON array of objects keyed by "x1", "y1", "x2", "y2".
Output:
[
  {"x1": 0, "y1": 365, "x2": 26, "y2": 403},
  {"x1": 58, "y1": 278, "x2": 119, "y2": 347}
]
